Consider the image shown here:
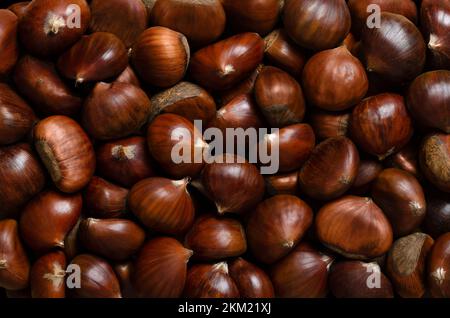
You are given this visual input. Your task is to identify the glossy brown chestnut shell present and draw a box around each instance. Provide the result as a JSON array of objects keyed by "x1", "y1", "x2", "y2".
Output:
[
  {"x1": 419, "y1": 133, "x2": 450, "y2": 193},
  {"x1": 350, "y1": 159, "x2": 383, "y2": 195},
  {"x1": 20, "y1": 190, "x2": 82, "y2": 254},
  {"x1": 315, "y1": 196, "x2": 393, "y2": 259},
  {"x1": 247, "y1": 195, "x2": 313, "y2": 264},
  {"x1": 0, "y1": 9, "x2": 19, "y2": 77},
  {"x1": 84, "y1": 177, "x2": 128, "y2": 219},
  {"x1": 385, "y1": 142, "x2": 422, "y2": 180},
  {"x1": 34, "y1": 116, "x2": 96, "y2": 193},
  {"x1": 428, "y1": 232, "x2": 450, "y2": 298},
  {"x1": 309, "y1": 109, "x2": 350, "y2": 141},
  {"x1": 185, "y1": 215, "x2": 247, "y2": 261},
  {"x1": 132, "y1": 237, "x2": 192, "y2": 298},
  {"x1": 7, "y1": 2, "x2": 30, "y2": 19},
  {"x1": 424, "y1": 190, "x2": 450, "y2": 238},
  {"x1": 128, "y1": 177, "x2": 195, "y2": 235},
  {"x1": 302, "y1": 46, "x2": 368, "y2": 111},
  {"x1": 30, "y1": 251, "x2": 66, "y2": 298},
  {"x1": 283, "y1": 0, "x2": 351, "y2": 51},
  {"x1": 350, "y1": 93, "x2": 414, "y2": 159},
  {"x1": 189, "y1": 33, "x2": 264, "y2": 91},
  {"x1": 299, "y1": 137, "x2": 360, "y2": 201},
  {"x1": 254, "y1": 66, "x2": 306, "y2": 128},
  {"x1": 265, "y1": 171, "x2": 299, "y2": 196}
]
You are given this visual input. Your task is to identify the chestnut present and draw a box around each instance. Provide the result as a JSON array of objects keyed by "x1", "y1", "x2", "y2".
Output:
[
  {"x1": 229, "y1": 258, "x2": 275, "y2": 298},
  {"x1": 0, "y1": 143, "x2": 45, "y2": 219},
  {"x1": 265, "y1": 171, "x2": 299, "y2": 196},
  {"x1": 132, "y1": 237, "x2": 192, "y2": 298},
  {"x1": 385, "y1": 142, "x2": 422, "y2": 180},
  {"x1": 254, "y1": 66, "x2": 306, "y2": 128},
  {"x1": 63, "y1": 217, "x2": 81, "y2": 262},
  {"x1": 84, "y1": 177, "x2": 128, "y2": 219},
  {"x1": 70, "y1": 254, "x2": 121, "y2": 298},
  {"x1": 283, "y1": 0, "x2": 351, "y2": 51},
  {"x1": 372, "y1": 168, "x2": 426, "y2": 237},
  {"x1": 302, "y1": 46, "x2": 368, "y2": 111},
  {"x1": 221, "y1": 0, "x2": 283, "y2": 36},
  {"x1": 424, "y1": 190, "x2": 450, "y2": 239},
  {"x1": 34, "y1": 116, "x2": 96, "y2": 193},
  {"x1": 247, "y1": 195, "x2": 313, "y2": 264},
  {"x1": 0, "y1": 220, "x2": 30, "y2": 291},
  {"x1": 7, "y1": 2, "x2": 30, "y2": 19},
  {"x1": 184, "y1": 262, "x2": 240, "y2": 298},
  {"x1": 0, "y1": 83, "x2": 36, "y2": 145},
  {"x1": 150, "y1": 0, "x2": 225, "y2": 48},
  {"x1": 114, "y1": 66, "x2": 140, "y2": 86},
  {"x1": 82, "y1": 82, "x2": 151, "y2": 140},
  {"x1": 350, "y1": 159, "x2": 383, "y2": 195},
  {"x1": 315, "y1": 196, "x2": 393, "y2": 259},
  {"x1": 271, "y1": 242, "x2": 334, "y2": 298},
  {"x1": 361, "y1": 12, "x2": 426, "y2": 85},
  {"x1": 128, "y1": 177, "x2": 195, "y2": 235},
  {"x1": 79, "y1": 218, "x2": 145, "y2": 261},
  {"x1": 13, "y1": 55, "x2": 83, "y2": 117},
  {"x1": 386, "y1": 232, "x2": 434, "y2": 298},
  {"x1": 189, "y1": 33, "x2": 264, "y2": 91},
  {"x1": 259, "y1": 124, "x2": 315, "y2": 173},
  {"x1": 299, "y1": 137, "x2": 360, "y2": 201},
  {"x1": 89, "y1": 0, "x2": 147, "y2": 48},
  {"x1": 350, "y1": 93, "x2": 414, "y2": 159},
  {"x1": 309, "y1": 109, "x2": 351, "y2": 141},
  {"x1": 96, "y1": 136, "x2": 156, "y2": 188},
  {"x1": 131, "y1": 26, "x2": 190, "y2": 88},
  {"x1": 407, "y1": 70, "x2": 450, "y2": 133},
  {"x1": 329, "y1": 261, "x2": 394, "y2": 298},
  {"x1": 114, "y1": 262, "x2": 136, "y2": 298},
  {"x1": 419, "y1": 133, "x2": 450, "y2": 193},
  {"x1": 18, "y1": 0, "x2": 91, "y2": 57},
  {"x1": 197, "y1": 155, "x2": 265, "y2": 214},
  {"x1": 30, "y1": 251, "x2": 66, "y2": 298},
  {"x1": 20, "y1": 190, "x2": 82, "y2": 254},
  {"x1": 264, "y1": 29, "x2": 306, "y2": 77},
  {"x1": 150, "y1": 82, "x2": 216, "y2": 124},
  {"x1": 58, "y1": 32, "x2": 128, "y2": 85},
  {"x1": 428, "y1": 232, "x2": 450, "y2": 298},
  {"x1": 185, "y1": 215, "x2": 247, "y2": 261},
  {"x1": 0, "y1": 9, "x2": 18, "y2": 77}
]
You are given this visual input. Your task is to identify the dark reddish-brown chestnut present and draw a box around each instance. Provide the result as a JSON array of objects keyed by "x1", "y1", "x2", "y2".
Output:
[
  {"x1": 184, "y1": 262, "x2": 240, "y2": 298},
  {"x1": 385, "y1": 142, "x2": 422, "y2": 179},
  {"x1": 350, "y1": 93, "x2": 414, "y2": 159},
  {"x1": 20, "y1": 191, "x2": 82, "y2": 254},
  {"x1": 0, "y1": 83, "x2": 35, "y2": 145},
  {"x1": 302, "y1": 46, "x2": 368, "y2": 111},
  {"x1": 84, "y1": 177, "x2": 128, "y2": 219},
  {"x1": 419, "y1": 133, "x2": 450, "y2": 193},
  {"x1": 265, "y1": 172, "x2": 299, "y2": 196},
  {"x1": 96, "y1": 136, "x2": 155, "y2": 188},
  {"x1": 309, "y1": 109, "x2": 350, "y2": 141},
  {"x1": 254, "y1": 66, "x2": 305, "y2": 127},
  {"x1": 129, "y1": 177, "x2": 195, "y2": 235},
  {"x1": 7, "y1": 2, "x2": 29, "y2": 19},
  {"x1": 34, "y1": 116, "x2": 96, "y2": 193},
  {"x1": 0, "y1": 143, "x2": 45, "y2": 219},
  {"x1": 189, "y1": 33, "x2": 264, "y2": 91},
  {"x1": 58, "y1": 32, "x2": 128, "y2": 85},
  {"x1": 299, "y1": 137, "x2": 360, "y2": 201},
  {"x1": 150, "y1": 0, "x2": 225, "y2": 47},
  {"x1": 63, "y1": 217, "x2": 81, "y2": 261},
  {"x1": 132, "y1": 237, "x2": 192, "y2": 298},
  {"x1": 147, "y1": 114, "x2": 207, "y2": 178},
  {"x1": 13, "y1": 55, "x2": 82, "y2": 116},
  {"x1": 229, "y1": 258, "x2": 275, "y2": 298},
  {"x1": 89, "y1": 0, "x2": 147, "y2": 48},
  {"x1": 361, "y1": 12, "x2": 426, "y2": 85},
  {"x1": 114, "y1": 66, "x2": 140, "y2": 86},
  {"x1": 271, "y1": 243, "x2": 334, "y2": 298},
  {"x1": 428, "y1": 232, "x2": 450, "y2": 298},
  {"x1": 185, "y1": 215, "x2": 246, "y2": 261},
  {"x1": 350, "y1": 159, "x2": 383, "y2": 195},
  {"x1": 0, "y1": 220, "x2": 30, "y2": 291},
  {"x1": 0, "y1": 10, "x2": 18, "y2": 77},
  {"x1": 386, "y1": 233, "x2": 434, "y2": 298},
  {"x1": 407, "y1": 71, "x2": 450, "y2": 133},
  {"x1": 372, "y1": 168, "x2": 426, "y2": 237},
  {"x1": 329, "y1": 261, "x2": 394, "y2": 298},
  {"x1": 247, "y1": 195, "x2": 313, "y2": 264},
  {"x1": 114, "y1": 262, "x2": 136, "y2": 298},
  {"x1": 30, "y1": 251, "x2": 66, "y2": 298},
  {"x1": 70, "y1": 254, "x2": 121, "y2": 298},
  {"x1": 150, "y1": 82, "x2": 216, "y2": 124},
  {"x1": 82, "y1": 82, "x2": 151, "y2": 140},
  {"x1": 283, "y1": 0, "x2": 351, "y2": 51},
  {"x1": 79, "y1": 218, "x2": 145, "y2": 261},
  {"x1": 424, "y1": 190, "x2": 450, "y2": 238},
  {"x1": 131, "y1": 26, "x2": 190, "y2": 88},
  {"x1": 18, "y1": 0, "x2": 91, "y2": 57},
  {"x1": 315, "y1": 196, "x2": 393, "y2": 259}
]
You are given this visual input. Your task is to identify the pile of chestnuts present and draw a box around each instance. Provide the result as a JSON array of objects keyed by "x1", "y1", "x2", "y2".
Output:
[{"x1": 1, "y1": 0, "x2": 450, "y2": 299}]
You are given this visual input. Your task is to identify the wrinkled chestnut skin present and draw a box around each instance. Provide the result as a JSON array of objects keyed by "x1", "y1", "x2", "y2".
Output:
[{"x1": 419, "y1": 133, "x2": 450, "y2": 193}]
